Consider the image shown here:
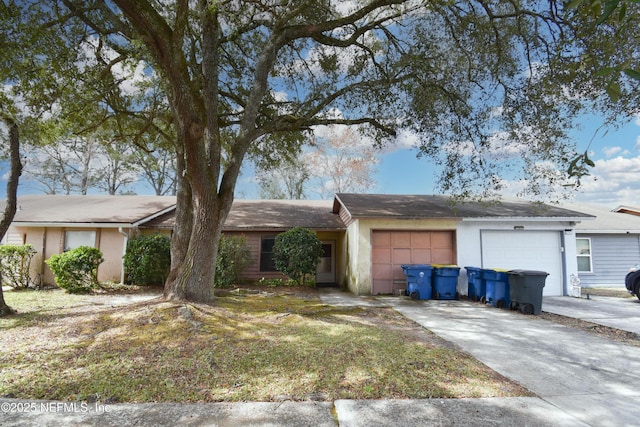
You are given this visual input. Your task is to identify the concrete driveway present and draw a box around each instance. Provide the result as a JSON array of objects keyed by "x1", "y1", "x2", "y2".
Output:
[
  {"x1": 543, "y1": 295, "x2": 640, "y2": 334},
  {"x1": 382, "y1": 296, "x2": 640, "y2": 427}
]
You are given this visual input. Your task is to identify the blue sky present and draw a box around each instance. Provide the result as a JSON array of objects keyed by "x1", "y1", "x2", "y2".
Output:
[
  {"x1": 4, "y1": 112, "x2": 640, "y2": 208},
  {"x1": 232, "y1": 112, "x2": 640, "y2": 208}
]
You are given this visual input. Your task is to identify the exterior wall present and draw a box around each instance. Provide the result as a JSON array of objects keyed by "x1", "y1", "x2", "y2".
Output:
[
  {"x1": 577, "y1": 233, "x2": 640, "y2": 287},
  {"x1": 344, "y1": 218, "x2": 457, "y2": 295},
  {"x1": 456, "y1": 220, "x2": 579, "y2": 296},
  {"x1": 223, "y1": 230, "x2": 346, "y2": 285},
  {"x1": 8, "y1": 226, "x2": 127, "y2": 286},
  {"x1": 97, "y1": 228, "x2": 127, "y2": 283}
]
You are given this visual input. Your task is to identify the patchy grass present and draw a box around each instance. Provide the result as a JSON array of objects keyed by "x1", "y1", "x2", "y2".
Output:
[
  {"x1": 580, "y1": 287, "x2": 633, "y2": 298},
  {"x1": 0, "y1": 288, "x2": 530, "y2": 403}
]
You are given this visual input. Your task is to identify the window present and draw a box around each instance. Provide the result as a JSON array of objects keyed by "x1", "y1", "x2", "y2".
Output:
[
  {"x1": 64, "y1": 230, "x2": 96, "y2": 251},
  {"x1": 576, "y1": 238, "x2": 592, "y2": 273},
  {"x1": 260, "y1": 236, "x2": 277, "y2": 272}
]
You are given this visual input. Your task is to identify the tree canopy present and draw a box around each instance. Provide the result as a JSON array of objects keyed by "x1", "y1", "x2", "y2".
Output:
[{"x1": 2, "y1": 0, "x2": 639, "y2": 302}]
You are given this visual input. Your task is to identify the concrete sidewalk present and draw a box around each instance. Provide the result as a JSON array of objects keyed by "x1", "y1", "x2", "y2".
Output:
[{"x1": 2, "y1": 289, "x2": 639, "y2": 426}]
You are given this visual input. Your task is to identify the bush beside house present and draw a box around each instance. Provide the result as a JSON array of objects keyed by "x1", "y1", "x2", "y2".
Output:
[
  {"x1": 46, "y1": 246, "x2": 104, "y2": 294},
  {"x1": 124, "y1": 234, "x2": 171, "y2": 286},
  {"x1": 273, "y1": 227, "x2": 323, "y2": 286},
  {"x1": 215, "y1": 235, "x2": 252, "y2": 287},
  {"x1": 0, "y1": 244, "x2": 37, "y2": 289}
]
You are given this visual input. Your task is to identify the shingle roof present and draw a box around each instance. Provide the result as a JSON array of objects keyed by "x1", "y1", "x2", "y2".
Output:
[
  {"x1": 333, "y1": 193, "x2": 594, "y2": 220},
  {"x1": 565, "y1": 203, "x2": 640, "y2": 233},
  {"x1": 4, "y1": 195, "x2": 176, "y2": 225},
  {"x1": 223, "y1": 199, "x2": 342, "y2": 230},
  {"x1": 140, "y1": 199, "x2": 342, "y2": 230}
]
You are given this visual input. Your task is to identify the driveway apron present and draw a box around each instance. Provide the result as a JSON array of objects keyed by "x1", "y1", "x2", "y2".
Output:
[{"x1": 378, "y1": 297, "x2": 640, "y2": 427}]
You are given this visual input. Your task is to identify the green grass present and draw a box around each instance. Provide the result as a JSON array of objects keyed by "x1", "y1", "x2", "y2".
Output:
[{"x1": 0, "y1": 288, "x2": 530, "y2": 403}]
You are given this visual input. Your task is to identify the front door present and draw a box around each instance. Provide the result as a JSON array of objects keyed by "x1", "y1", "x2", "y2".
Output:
[{"x1": 316, "y1": 241, "x2": 336, "y2": 284}]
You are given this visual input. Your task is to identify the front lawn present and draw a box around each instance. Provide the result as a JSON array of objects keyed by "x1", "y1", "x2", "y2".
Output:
[{"x1": 0, "y1": 288, "x2": 530, "y2": 403}]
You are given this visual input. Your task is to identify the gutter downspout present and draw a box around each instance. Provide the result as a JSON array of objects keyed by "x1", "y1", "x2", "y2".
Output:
[{"x1": 118, "y1": 227, "x2": 129, "y2": 284}]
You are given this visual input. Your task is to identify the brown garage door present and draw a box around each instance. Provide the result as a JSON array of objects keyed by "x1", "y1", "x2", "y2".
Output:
[{"x1": 371, "y1": 231, "x2": 455, "y2": 295}]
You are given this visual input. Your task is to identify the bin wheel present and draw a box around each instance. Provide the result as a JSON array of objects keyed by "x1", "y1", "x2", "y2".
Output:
[
  {"x1": 521, "y1": 303, "x2": 534, "y2": 315},
  {"x1": 410, "y1": 291, "x2": 419, "y2": 300},
  {"x1": 480, "y1": 296, "x2": 486, "y2": 304},
  {"x1": 509, "y1": 301, "x2": 518, "y2": 311},
  {"x1": 496, "y1": 299, "x2": 506, "y2": 309},
  {"x1": 470, "y1": 294, "x2": 477, "y2": 301},
  {"x1": 433, "y1": 291, "x2": 440, "y2": 300}
]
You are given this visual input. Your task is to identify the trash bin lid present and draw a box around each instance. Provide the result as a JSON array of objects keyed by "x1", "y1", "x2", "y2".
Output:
[{"x1": 508, "y1": 269, "x2": 549, "y2": 276}]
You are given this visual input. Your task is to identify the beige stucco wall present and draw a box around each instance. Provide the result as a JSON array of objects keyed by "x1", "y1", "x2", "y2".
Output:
[
  {"x1": 344, "y1": 218, "x2": 457, "y2": 295},
  {"x1": 10, "y1": 226, "x2": 128, "y2": 286}
]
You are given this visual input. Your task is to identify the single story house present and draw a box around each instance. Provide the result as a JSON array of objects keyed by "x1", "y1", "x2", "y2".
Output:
[
  {"x1": 332, "y1": 194, "x2": 592, "y2": 296},
  {"x1": 565, "y1": 203, "x2": 640, "y2": 288},
  {"x1": 2, "y1": 195, "x2": 176, "y2": 284},
  {"x1": 2, "y1": 194, "x2": 595, "y2": 296}
]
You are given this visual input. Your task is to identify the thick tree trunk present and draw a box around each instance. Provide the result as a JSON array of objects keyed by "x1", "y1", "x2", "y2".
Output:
[{"x1": 0, "y1": 116, "x2": 22, "y2": 317}]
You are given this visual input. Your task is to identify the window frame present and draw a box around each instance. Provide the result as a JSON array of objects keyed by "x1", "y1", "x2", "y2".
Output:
[
  {"x1": 576, "y1": 237, "x2": 593, "y2": 273},
  {"x1": 259, "y1": 235, "x2": 278, "y2": 272},
  {"x1": 64, "y1": 230, "x2": 97, "y2": 252}
]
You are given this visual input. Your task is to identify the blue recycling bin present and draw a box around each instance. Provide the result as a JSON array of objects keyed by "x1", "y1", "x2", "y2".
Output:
[
  {"x1": 401, "y1": 264, "x2": 433, "y2": 300},
  {"x1": 432, "y1": 265, "x2": 460, "y2": 300},
  {"x1": 483, "y1": 269, "x2": 510, "y2": 308},
  {"x1": 465, "y1": 266, "x2": 485, "y2": 301}
]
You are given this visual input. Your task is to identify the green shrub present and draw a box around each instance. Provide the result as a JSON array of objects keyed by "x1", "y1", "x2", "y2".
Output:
[
  {"x1": 272, "y1": 227, "x2": 323, "y2": 286},
  {"x1": 0, "y1": 244, "x2": 37, "y2": 289},
  {"x1": 46, "y1": 246, "x2": 104, "y2": 294},
  {"x1": 124, "y1": 234, "x2": 171, "y2": 286},
  {"x1": 215, "y1": 235, "x2": 252, "y2": 287}
]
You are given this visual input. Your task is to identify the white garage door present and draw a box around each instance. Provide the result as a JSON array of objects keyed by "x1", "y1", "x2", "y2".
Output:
[{"x1": 481, "y1": 231, "x2": 563, "y2": 296}]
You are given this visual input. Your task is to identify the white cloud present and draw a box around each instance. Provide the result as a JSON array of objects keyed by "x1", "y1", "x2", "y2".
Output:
[
  {"x1": 603, "y1": 146, "x2": 622, "y2": 157},
  {"x1": 573, "y1": 155, "x2": 640, "y2": 206}
]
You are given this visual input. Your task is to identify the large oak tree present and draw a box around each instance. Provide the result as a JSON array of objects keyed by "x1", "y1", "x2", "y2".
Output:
[{"x1": 3, "y1": 0, "x2": 638, "y2": 303}]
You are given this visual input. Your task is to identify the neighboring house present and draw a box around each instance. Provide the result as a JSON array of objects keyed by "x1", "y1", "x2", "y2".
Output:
[
  {"x1": 566, "y1": 203, "x2": 640, "y2": 288},
  {"x1": 140, "y1": 199, "x2": 346, "y2": 285},
  {"x1": 2, "y1": 195, "x2": 176, "y2": 285},
  {"x1": 332, "y1": 194, "x2": 593, "y2": 297},
  {"x1": 2, "y1": 193, "x2": 595, "y2": 297}
]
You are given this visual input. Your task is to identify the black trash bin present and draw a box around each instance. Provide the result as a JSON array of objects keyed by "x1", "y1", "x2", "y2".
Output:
[{"x1": 507, "y1": 270, "x2": 549, "y2": 315}]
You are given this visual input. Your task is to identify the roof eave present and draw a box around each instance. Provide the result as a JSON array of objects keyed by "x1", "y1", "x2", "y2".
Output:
[{"x1": 11, "y1": 222, "x2": 135, "y2": 228}]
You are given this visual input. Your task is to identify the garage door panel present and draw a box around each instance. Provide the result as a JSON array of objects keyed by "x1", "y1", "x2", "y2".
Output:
[
  {"x1": 372, "y1": 231, "x2": 455, "y2": 295},
  {"x1": 411, "y1": 248, "x2": 431, "y2": 263},
  {"x1": 411, "y1": 233, "x2": 431, "y2": 248},
  {"x1": 372, "y1": 263, "x2": 392, "y2": 280},
  {"x1": 372, "y1": 232, "x2": 390, "y2": 246},
  {"x1": 481, "y1": 231, "x2": 563, "y2": 296},
  {"x1": 393, "y1": 248, "x2": 412, "y2": 265},
  {"x1": 432, "y1": 249, "x2": 454, "y2": 264},
  {"x1": 431, "y1": 232, "x2": 454, "y2": 248},
  {"x1": 372, "y1": 279, "x2": 393, "y2": 295},
  {"x1": 372, "y1": 248, "x2": 391, "y2": 264},
  {"x1": 392, "y1": 232, "x2": 411, "y2": 247}
]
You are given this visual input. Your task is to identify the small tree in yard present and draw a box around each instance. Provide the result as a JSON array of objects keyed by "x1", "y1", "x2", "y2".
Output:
[{"x1": 273, "y1": 228, "x2": 323, "y2": 286}]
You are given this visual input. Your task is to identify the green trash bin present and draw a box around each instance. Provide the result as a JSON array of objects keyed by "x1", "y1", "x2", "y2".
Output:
[{"x1": 507, "y1": 270, "x2": 548, "y2": 315}]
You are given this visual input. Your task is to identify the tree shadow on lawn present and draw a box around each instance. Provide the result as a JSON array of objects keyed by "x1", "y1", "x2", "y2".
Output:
[{"x1": 0, "y1": 292, "x2": 531, "y2": 403}]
